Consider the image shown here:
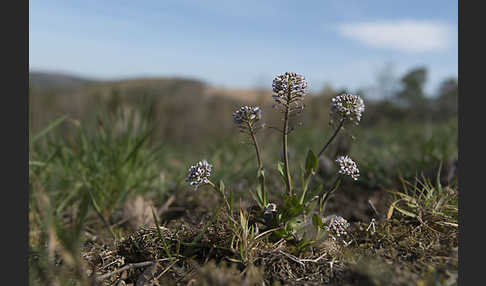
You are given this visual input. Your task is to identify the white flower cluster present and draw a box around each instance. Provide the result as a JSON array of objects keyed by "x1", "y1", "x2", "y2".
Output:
[
  {"x1": 336, "y1": 155, "x2": 359, "y2": 180},
  {"x1": 264, "y1": 203, "x2": 277, "y2": 214},
  {"x1": 272, "y1": 72, "x2": 308, "y2": 104},
  {"x1": 262, "y1": 203, "x2": 278, "y2": 225},
  {"x1": 323, "y1": 215, "x2": 350, "y2": 240},
  {"x1": 330, "y1": 93, "x2": 365, "y2": 124},
  {"x1": 232, "y1": 106, "x2": 262, "y2": 125},
  {"x1": 185, "y1": 160, "x2": 212, "y2": 189}
]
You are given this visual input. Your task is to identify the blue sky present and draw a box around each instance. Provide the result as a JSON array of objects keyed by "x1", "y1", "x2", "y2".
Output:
[{"x1": 29, "y1": 0, "x2": 457, "y2": 97}]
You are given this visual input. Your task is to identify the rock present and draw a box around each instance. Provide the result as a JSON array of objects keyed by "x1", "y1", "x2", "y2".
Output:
[{"x1": 122, "y1": 196, "x2": 156, "y2": 232}]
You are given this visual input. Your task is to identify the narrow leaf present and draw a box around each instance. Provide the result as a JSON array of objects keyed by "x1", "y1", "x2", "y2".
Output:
[{"x1": 305, "y1": 149, "x2": 318, "y2": 175}]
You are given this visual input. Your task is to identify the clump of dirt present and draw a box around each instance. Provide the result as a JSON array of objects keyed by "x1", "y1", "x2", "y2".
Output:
[
  {"x1": 83, "y1": 208, "x2": 457, "y2": 285},
  {"x1": 81, "y1": 181, "x2": 457, "y2": 286}
]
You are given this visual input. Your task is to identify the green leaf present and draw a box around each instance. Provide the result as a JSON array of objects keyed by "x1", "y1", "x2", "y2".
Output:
[
  {"x1": 257, "y1": 167, "x2": 267, "y2": 206},
  {"x1": 74, "y1": 191, "x2": 91, "y2": 238},
  {"x1": 277, "y1": 161, "x2": 286, "y2": 181},
  {"x1": 393, "y1": 204, "x2": 417, "y2": 218},
  {"x1": 122, "y1": 127, "x2": 153, "y2": 164},
  {"x1": 256, "y1": 184, "x2": 264, "y2": 204},
  {"x1": 308, "y1": 184, "x2": 324, "y2": 200},
  {"x1": 257, "y1": 167, "x2": 265, "y2": 178},
  {"x1": 436, "y1": 161, "x2": 443, "y2": 194},
  {"x1": 31, "y1": 115, "x2": 68, "y2": 144},
  {"x1": 249, "y1": 190, "x2": 264, "y2": 210},
  {"x1": 281, "y1": 194, "x2": 305, "y2": 222},
  {"x1": 29, "y1": 161, "x2": 46, "y2": 166},
  {"x1": 305, "y1": 149, "x2": 318, "y2": 176},
  {"x1": 151, "y1": 207, "x2": 173, "y2": 262},
  {"x1": 296, "y1": 239, "x2": 312, "y2": 251},
  {"x1": 277, "y1": 161, "x2": 293, "y2": 190},
  {"x1": 319, "y1": 179, "x2": 341, "y2": 214},
  {"x1": 312, "y1": 214, "x2": 323, "y2": 230},
  {"x1": 219, "y1": 180, "x2": 225, "y2": 193}
]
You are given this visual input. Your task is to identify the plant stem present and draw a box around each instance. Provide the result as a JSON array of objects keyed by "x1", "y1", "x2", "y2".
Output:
[
  {"x1": 247, "y1": 122, "x2": 263, "y2": 170},
  {"x1": 319, "y1": 176, "x2": 342, "y2": 213},
  {"x1": 283, "y1": 92, "x2": 292, "y2": 196},
  {"x1": 317, "y1": 118, "x2": 345, "y2": 157},
  {"x1": 208, "y1": 180, "x2": 232, "y2": 215},
  {"x1": 247, "y1": 121, "x2": 266, "y2": 205}
]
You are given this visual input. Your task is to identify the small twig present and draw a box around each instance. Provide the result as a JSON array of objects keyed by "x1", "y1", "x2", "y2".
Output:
[
  {"x1": 417, "y1": 216, "x2": 442, "y2": 234},
  {"x1": 343, "y1": 239, "x2": 353, "y2": 247},
  {"x1": 100, "y1": 260, "x2": 123, "y2": 271},
  {"x1": 329, "y1": 258, "x2": 337, "y2": 277},
  {"x1": 111, "y1": 276, "x2": 126, "y2": 286},
  {"x1": 366, "y1": 218, "x2": 376, "y2": 234},
  {"x1": 273, "y1": 249, "x2": 327, "y2": 266},
  {"x1": 96, "y1": 261, "x2": 154, "y2": 281},
  {"x1": 111, "y1": 217, "x2": 130, "y2": 228},
  {"x1": 299, "y1": 253, "x2": 327, "y2": 263},
  {"x1": 368, "y1": 199, "x2": 380, "y2": 218},
  {"x1": 267, "y1": 126, "x2": 283, "y2": 133},
  {"x1": 155, "y1": 259, "x2": 180, "y2": 280},
  {"x1": 254, "y1": 227, "x2": 281, "y2": 240},
  {"x1": 157, "y1": 195, "x2": 176, "y2": 216},
  {"x1": 278, "y1": 250, "x2": 305, "y2": 267}
]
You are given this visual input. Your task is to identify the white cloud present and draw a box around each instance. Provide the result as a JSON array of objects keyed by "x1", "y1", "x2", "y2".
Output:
[{"x1": 337, "y1": 20, "x2": 454, "y2": 52}]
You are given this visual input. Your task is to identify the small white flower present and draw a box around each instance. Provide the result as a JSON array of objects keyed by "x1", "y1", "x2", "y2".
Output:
[
  {"x1": 330, "y1": 93, "x2": 365, "y2": 124},
  {"x1": 272, "y1": 72, "x2": 308, "y2": 104},
  {"x1": 324, "y1": 215, "x2": 350, "y2": 240},
  {"x1": 262, "y1": 202, "x2": 278, "y2": 225},
  {"x1": 264, "y1": 203, "x2": 277, "y2": 214},
  {"x1": 232, "y1": 106, "x2": 262, "y2": 125},
  {"x1": 336, "y1": 155, "x2": 360, "y2": 181},
  {"x1": 185, "y1": 160, "x2": 212, "y2": 189}
]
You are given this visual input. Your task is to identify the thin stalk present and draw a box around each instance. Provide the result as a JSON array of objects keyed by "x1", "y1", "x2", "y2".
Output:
[
  {"x1": 319, "y1": 176, "x2": 342, "y2": 214},
  {"x1": 208, "y1": 180, "x2": 232, "y2": 215},
  {"x1": 247, "y1": 122, "x2": 263, "y2": 169},
  {"x1": 247, "y1": 121, "x2": 266, "y2": 204},
  {"x1": 317, "y1": 118, "x2": 345, "y2": 157},
  {"x1": 283, "y1": 97, "x2": 292, "y2": 195}
]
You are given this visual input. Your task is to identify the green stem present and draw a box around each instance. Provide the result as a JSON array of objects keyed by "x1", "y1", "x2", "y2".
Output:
[
  {"x1": 247, "y1": 121, "x2": 266, "y2": 205},
  {"x1": 247, "y1": 122, "x2": 263, "y2": 170},
  {"x1": 319, "y1": 176, "x2": 342, "y2": 214},
  {"x1": 283, "y1": 100, "x2": 292, "y2": 196},
  {"x1": 299, "y1": 174, "x2": 312, "y2": 205},
  {"x1": 208, "y1": 180, "x2": 232, "y2": 215},
  {"x1": 317, "y1": 118, "x2": 345, "y2": 157}
]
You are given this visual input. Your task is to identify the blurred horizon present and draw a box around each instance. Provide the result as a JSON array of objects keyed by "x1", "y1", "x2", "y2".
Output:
[{"x1": 29, "y1": 0, "x2": 457, "y2": 98}]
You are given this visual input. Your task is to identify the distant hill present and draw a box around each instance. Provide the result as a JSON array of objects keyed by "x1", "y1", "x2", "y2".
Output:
[
  {"x1": 28, "y1": 71, "x2": 276, "y2": 104},
  {"x1": 29, "y1": 71, "x2": 98, "y2": 90},
  {"x1": 204, "y1": 87, "x2": 273, "y2": 104}
]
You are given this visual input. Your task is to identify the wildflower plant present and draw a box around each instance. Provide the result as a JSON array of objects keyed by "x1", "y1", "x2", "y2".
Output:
[
  {"x1": 323, "y1": 215, "x2": 351, "y2": 241},
  {"x1": 183, "y1": 72, "x2": 365, "y2": 250},
  {"x1": 232, "y1": 105, "x2": 266, "y2": 207},
  {"x1": 336, "y1": 155, "x2": 360, "y2": 181},
  {"x1": 185, "y1": 159, "x2": 233, "y2": 215},
  {"x1": 185, "y1": 160, "x2": 213, "y2": 190},
  {"x1": 330, "y1": 93, "x2": 365, "y2": 125}
]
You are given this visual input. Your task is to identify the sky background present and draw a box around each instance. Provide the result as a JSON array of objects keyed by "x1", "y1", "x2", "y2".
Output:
[{"x1": 29, "y1": 0, "x2": 458, "y2": 97}]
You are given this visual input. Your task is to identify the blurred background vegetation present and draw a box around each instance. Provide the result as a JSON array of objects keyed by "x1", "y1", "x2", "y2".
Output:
[{"x1": 29, "y1": 65, "x2": 458, "y2": 187}]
